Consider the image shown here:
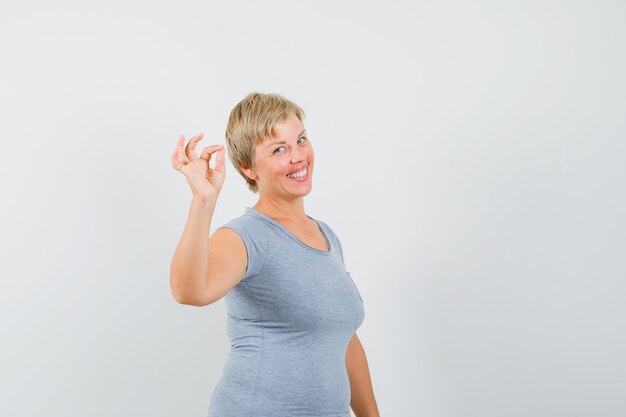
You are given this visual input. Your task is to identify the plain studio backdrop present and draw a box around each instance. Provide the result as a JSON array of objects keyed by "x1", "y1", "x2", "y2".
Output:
[{"x1": 1, "y1": 0, "x2": 625, "y2": 416}]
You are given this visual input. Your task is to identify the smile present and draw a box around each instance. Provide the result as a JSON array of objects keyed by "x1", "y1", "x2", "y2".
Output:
[{"x1": 286, "y1": 167, "x2": 308, "y2": 179}]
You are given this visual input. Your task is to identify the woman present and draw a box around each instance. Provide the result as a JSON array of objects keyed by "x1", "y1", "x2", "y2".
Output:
[{"x1": 169, "y1": 92, "x2": 380, "y2": 417}]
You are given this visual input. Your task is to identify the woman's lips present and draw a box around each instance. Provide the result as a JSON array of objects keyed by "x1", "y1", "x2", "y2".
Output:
[{"x1": 287, "y1": 167, "x2": 309, "y2": 182}]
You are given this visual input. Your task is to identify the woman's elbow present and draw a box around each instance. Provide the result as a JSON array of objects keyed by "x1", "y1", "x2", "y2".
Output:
[{"x1": 170, "y1": 284, "x2": 211, "y2": 306}]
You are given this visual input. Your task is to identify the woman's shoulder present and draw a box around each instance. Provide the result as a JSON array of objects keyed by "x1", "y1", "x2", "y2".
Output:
[
  {"x1": 313, "y1": 216, "x2": 336, "y2": 235},
  {"x1": 219, "y1": 210, "x2": 269, "y2": 237},
  {"x1": 215, "y1": 210, "x2": 271, "y2": 280},
  {"x1": 313, "y1": 217, "x2": 342, "y2": 247}
]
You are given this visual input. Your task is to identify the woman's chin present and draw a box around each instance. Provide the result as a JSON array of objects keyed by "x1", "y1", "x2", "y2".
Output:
[
  {"x1": 288, "y1": 181, "x2": 313, "y2": 197},
  {"x1": 285, "y1": 172, "x2": 312, "y2": 192}
]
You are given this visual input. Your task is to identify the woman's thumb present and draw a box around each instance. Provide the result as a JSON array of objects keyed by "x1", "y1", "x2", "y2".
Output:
[{"x1": 200, "y1": 145, "x2": 225, "y2": 161}]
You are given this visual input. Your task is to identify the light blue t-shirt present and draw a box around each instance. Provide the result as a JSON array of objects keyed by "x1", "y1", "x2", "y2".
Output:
[{"x1": 207, "y1": 207, "x2": 365, "y2": 417}]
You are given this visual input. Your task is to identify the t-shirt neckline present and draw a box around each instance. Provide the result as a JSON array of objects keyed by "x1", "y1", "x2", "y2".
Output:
[{"x1": 245, "y1": 207, "x2": 332, "y2": 255}]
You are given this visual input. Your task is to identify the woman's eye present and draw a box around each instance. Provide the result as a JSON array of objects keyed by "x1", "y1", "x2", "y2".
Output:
[{"x1": 273, "y1": 137, "x2": 306, "y2": 154}]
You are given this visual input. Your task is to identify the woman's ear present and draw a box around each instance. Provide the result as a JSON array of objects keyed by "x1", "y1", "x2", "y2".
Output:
[{"x1": 240, "y1": 164, "x2": 257, "y2": 181}]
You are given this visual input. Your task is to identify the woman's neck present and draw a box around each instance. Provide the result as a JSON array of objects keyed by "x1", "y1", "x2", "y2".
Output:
[{"x1": 252, "y1": 197, "x2": 307, "y2": 222}]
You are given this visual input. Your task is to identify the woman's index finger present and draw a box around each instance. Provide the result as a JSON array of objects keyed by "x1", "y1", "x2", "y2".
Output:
[{"x1": 185, "y1": 132, "x2": 204, "y2": 159}]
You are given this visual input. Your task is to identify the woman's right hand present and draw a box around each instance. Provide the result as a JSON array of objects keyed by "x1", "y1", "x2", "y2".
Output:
[{"x1": 171, "y1": 133, "x2": 226, "y2": 200}]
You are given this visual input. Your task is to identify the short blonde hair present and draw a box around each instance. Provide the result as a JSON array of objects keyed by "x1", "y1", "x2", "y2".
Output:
[{"x1": 225, "y1": 92, "x2": 305, "y2": 193}]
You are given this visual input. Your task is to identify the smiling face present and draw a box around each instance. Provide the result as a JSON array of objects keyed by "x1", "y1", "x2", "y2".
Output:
[{"x1": 241, "y1": 112, "x2": 314, "y2": 200}]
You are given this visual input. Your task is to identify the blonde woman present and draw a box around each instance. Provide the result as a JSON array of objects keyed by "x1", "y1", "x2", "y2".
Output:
[{"x1": 170, "y1": 92, "x2": 380, "y2": 417}]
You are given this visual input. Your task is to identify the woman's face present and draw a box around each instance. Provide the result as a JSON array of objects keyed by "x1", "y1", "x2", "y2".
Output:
[{"x1": 244, "y1": 113, "x2": 314, "y2": 200}]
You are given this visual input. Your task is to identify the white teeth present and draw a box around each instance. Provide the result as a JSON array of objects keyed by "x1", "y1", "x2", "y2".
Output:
[{"x1": 287, "y1": 167, "x2": 307, "y2": 178}]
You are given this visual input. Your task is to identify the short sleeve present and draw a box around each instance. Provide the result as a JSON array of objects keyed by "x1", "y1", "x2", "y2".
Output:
[{"x1": 217, "y1": 215, "x2": 269, "y2": 282}]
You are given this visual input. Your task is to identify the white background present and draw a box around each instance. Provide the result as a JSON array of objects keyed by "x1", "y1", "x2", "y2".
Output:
[{"x1": 1, "y1": 1, "x2": 625, "y2": 416}]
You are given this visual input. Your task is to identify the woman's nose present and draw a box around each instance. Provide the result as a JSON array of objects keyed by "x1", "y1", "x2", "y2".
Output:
[{"x1": 290, "y1": 146, "x2": 306, "y2": 163}]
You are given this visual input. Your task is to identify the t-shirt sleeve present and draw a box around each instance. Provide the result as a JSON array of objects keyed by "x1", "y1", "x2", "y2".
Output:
[{"x1": 216, "y1": 216, "x2": 269, "y2": 282}]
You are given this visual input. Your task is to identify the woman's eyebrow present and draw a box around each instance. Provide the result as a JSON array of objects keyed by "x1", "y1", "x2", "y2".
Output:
[{"x1": 266, "y1": 129, "x2": 307, "y2": 148}]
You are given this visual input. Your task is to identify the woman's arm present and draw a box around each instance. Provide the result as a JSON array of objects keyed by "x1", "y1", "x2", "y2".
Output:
[
  {"x1": 345, "y1": 332, "x2": 381, "y2": 417},
  {"x1": 170, "y1": 196, "x2": 216, "y2": 304},
  {"x1": 170, "y1": 135, "x2": 249, "y2": 307}
]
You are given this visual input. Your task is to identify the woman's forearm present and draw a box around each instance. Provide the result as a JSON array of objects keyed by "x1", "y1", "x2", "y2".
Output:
[
  {"x1": 169, "y1": 196, "x2": 217, "y2": 305},
  {"x1": 346, "y1": 332, "x2": 380, "y2": 417}
]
